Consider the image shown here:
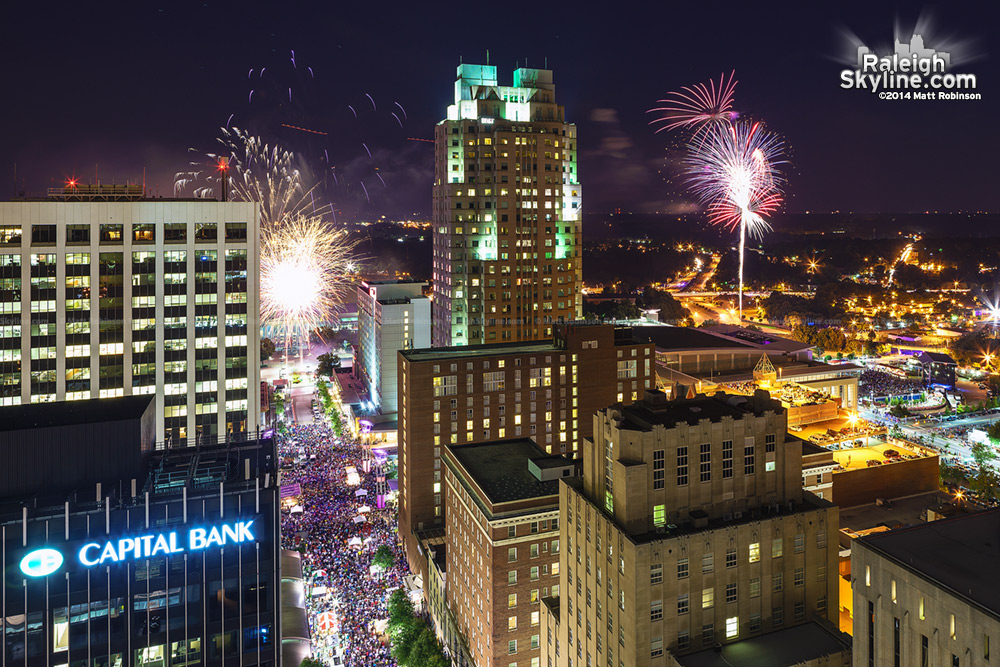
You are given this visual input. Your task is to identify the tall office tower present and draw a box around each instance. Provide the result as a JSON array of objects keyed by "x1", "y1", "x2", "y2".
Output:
[
  {"x1": 355, "y1": 280, "x2": 431, "y2": 415},
  {"x1": 0, "y1": 397, "x2": 281, "y2": 667},
  {"x1": 432, "y1": 63, "x2": 583, "y2": 348},
  {"x1": 540, "y1": 390, "x2": 847, "y2": 666},
  {"x1": 397, "y1": 324, "x2": 654, "y2": 584},
  {"x1": 0, "y1": 186, "x2": 260, "y2": 445}
]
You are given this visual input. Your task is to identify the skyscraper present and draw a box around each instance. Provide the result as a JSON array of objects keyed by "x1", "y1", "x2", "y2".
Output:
[
  {"x1": 432, "y1": 63, "x2": 582, "y2": 348},
  {"x1": 0, "y1": 187, "x2": 260, "y2": 445}
]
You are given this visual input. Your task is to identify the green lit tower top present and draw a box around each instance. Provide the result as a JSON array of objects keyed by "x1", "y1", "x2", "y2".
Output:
[{"x1": 432, "y1": 62, "x2": 582, "y2": 347}]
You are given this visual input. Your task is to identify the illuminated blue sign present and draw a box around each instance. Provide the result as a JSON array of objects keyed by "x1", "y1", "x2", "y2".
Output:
[
  {"x1": 79, "y1": 520, "x2": 256, "y2": 567},
  {"x1": 19, "y1": 548, "x2": 64, "y2": 577},
  {"x1": 18, "y1": 520, "x2": 258, "y2": 577}
]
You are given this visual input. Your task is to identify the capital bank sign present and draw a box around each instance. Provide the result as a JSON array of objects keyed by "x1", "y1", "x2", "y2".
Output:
[{"x1": 19, "y1": 520, "x2": 257, "y2": 578}]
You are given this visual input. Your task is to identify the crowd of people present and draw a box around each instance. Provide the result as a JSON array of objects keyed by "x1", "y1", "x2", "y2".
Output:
[
  {"x1": 279, "y1": 415, "x2": 408, "y2": 667},
  {"x1": 859, "y1": 367, "x2": 924, "y2": 397}
]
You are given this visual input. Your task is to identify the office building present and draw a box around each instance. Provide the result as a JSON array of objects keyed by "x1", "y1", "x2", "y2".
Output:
[
  {"x1": 356, "y1": 280, "x2": 431, "y2": 414},
  {"x1": 540, "y1": 389, "x2": 846, "y2": 666},
  {"x1": 440, "y1": 439, "x2": 567, "y2": 667},
  {"x1": 0, "y1": 397, "x2": 280, "y2": 667},
  {"x1": 852, "y1": 510, "x2": 1000, "y2": 667},
  {"x1": 0, "y1": 188, "x2": 260, "y2": 445},
  {"x1": 397, "y1": 323, "x2": 654, "y2": 576},
  {"x1": 432, "y1": 63, "x2": 582, "y2": 347}
]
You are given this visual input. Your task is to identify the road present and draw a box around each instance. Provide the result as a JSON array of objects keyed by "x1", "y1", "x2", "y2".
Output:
[
  {"x1": 861, "y1": 405, "x2": 1000, "y2": 467},
  {"x1": 289, "y1": 382, "x2": 316, "y2": 425}
]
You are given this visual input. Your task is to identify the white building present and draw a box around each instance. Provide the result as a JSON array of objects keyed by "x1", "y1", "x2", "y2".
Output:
[
  {"x1": 356, "y1": 280, "x2": 430, "y2": 414},
  {"x1": 0, "y1": 188, "x2": 260, "y2": 445}
]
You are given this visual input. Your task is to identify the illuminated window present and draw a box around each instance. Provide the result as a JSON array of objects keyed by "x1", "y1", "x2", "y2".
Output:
[
  {"x1": 726, "y1": 616, "x2": 739, "y2": 639},
  {"x1": 749, "y1": 542, "x2": 760, "y2": 563},
  {"x1": 653, "y1": 505, "x2": 666, "y2": 527},
  {"x1": 702, "y1": 588, "x2": 714, "y2": 609}
]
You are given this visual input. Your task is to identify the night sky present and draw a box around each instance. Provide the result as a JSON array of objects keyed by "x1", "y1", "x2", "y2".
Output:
[{"x1": 2, "y1": 1, "x2": 997, "y2": 218}]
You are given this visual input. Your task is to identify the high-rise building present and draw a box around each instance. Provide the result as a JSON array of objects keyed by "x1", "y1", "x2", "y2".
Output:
[
  {"x1": 440, "y1": 438, "x2": 568, "y2": 667},
  {"x1": 0, "y1": 189, "x2": 260, "y2": 445},
  {"x1": 0, "y1": 396, "x2": 281, "y2": 667},
  {"x1": 432, "y1": 63, "x2": 582, "y2": 348},
  {"x1": 540, "y1": 390, "x2": 847, "y2": 666},
  {"x1": 397, "y1": 324, "x2": 654, "y2": 578},
  {"x1": 852, "y1": 510, "x2": 1000, "y2": 667},
  {"x1": 355, "y1": 280, "x2": 431, "y2": 414}
]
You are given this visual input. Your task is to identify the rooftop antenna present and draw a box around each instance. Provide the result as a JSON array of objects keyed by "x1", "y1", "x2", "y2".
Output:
[
  {"x1": 486, "y1": 49, "x2": 490, "y2": 65},
  {"x1": 545, "y1": 56, "x2": 548, "y2": 69}
]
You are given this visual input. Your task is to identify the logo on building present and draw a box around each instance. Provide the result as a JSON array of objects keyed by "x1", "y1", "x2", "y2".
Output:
[
  {"x1": 19, "y1": 548, "x2": 64, "y2": 578},
  {"x1": 17, "y1": 519, "x2": 258, "y2": 577}
]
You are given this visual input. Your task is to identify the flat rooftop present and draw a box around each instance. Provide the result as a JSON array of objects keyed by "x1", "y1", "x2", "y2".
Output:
[
  {"x1": 448, "y1": 439, "x2": 562, "y2": 505},
  {"x1": 0, "y1": 395, "x2": 152, "y2": 431},
  {"x1": 706, "y1": 324, "x2": 815, "y2": 354},
  {"x1": 840, "y1": 491, "x2": 957, "y2": 533},
  {"x1": 619, "y1": 391, "x2": 781, "y2": 432},
  {"x1": 858, "y1": 508, "x2": 1000, "y2": 616},
  {"x1": 632, "y1": 325, "x2": 754, "y2": 351},
  {"x1": 401, "y1": 339, "x2": 555, "y2": 362},
  {"x1": 675, "y1": 621, "x2": 851, "y2": 667}
]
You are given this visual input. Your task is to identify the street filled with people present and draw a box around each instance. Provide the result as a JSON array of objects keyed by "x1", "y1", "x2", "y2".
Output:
[{"x1": 278, "y1": 412, "x2": 407, "y2": 667}]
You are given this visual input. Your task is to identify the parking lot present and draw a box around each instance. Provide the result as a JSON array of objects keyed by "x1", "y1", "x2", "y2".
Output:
[{"x1": 830, "y1": 439, "x2": 925, "y2": 471}]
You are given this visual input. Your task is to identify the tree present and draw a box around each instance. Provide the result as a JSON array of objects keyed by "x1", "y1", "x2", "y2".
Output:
[
  {"x1": 698, "y1": 319, "x2": 719, "y2": 328},
  {"x1": 387, "y1": 589, "x2": 414, "y2": 626},
  {"x1": 299, "y1": 658, "x2": 325, "y2": 667},
  {"x1": 408, "y1": 627, "x2": 449, "y2": 667},
  {"x1": 316, "y1": 353, "x2": 341, "y2": 377},
  {"x1": 389, "y1": 616, "x2": 423, "y2": 665},
  {"x1": 969, "y1": 440, "x2": 1000, "y2": 499},
  {"x1": 888, "y1": 404, "x2": 910, "y2": 419},
  {"x1": 987, "y1": 421, "x2": 1000, "y2": 444},
  {"x1": 261, "y1": 338, "x2": 276, "y2": 361},
  {"x1": 636, "y1": 287, "x2": 688, "y2": 324},
  {"x1": 372, "y1": 545, "x2": 395, "y2": 570}
]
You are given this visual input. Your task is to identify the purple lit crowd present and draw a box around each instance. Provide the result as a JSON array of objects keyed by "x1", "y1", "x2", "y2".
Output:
[{"x1": 279, "y1": 419, "x2": 407, "y2": 667}]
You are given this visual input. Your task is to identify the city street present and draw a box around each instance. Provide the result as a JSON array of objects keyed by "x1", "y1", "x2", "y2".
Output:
[
  {"x1": 861, "y1": 405, "x2": 1000, "y2": 467},
  {"x1": 277, "y1": 377, "x2": 406, "y2": 667}
]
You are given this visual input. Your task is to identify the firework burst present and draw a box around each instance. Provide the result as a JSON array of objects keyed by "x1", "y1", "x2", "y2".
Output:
[
  {"x1": 651, "y1": 72, "x2": 788, "y2": 321},
  {"x1": 685, "y1": 120, "x2": 786, "y2": 318},
  {"x1": 260, "y1": 214, "x2": 357, "y2": 346},
  {"x1": 213, "y1": 127, "x2": 306, "y2": 229},
  {"x1": 213, "y1": 129, "x2": 359, "y2": 355},
  {"x1": 648, "y1": 71, "x2": 739, "y2": 134}
]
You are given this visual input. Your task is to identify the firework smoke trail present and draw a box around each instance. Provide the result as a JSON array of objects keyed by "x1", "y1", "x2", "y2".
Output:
[
  {"x1": 648, "y1": 71, "x2": 739, "y2": 135},
  {"x1": 685, "y1": 120, "x2": 786, "y2": 318}
]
